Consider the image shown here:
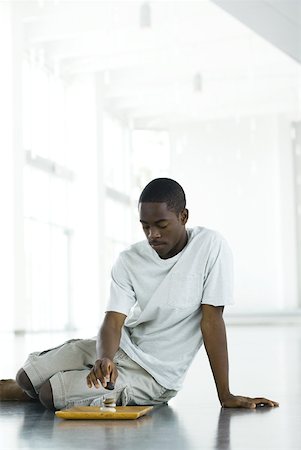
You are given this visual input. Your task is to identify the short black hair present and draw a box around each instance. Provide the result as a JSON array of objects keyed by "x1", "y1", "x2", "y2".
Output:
[{"x1": 138, "y1": 178, "x2": 186, "y2": 214}]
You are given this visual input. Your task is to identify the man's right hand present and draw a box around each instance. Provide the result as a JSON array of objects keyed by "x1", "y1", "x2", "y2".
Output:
[{"x1": 86, "y1": 358, "x2": 118, "y2": 389}]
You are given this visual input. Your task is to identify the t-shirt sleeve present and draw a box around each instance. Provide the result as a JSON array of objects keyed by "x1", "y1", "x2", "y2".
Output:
[
  {"x1": 105, "y1": 254, "x2": 136, "y2": 316},
  {"x1": 201, "y1": 235, "x2": 234, "y2": 307}
]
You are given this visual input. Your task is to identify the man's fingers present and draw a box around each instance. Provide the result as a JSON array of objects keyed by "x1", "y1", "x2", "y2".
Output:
[
  {"x1": 101, "y1": 361, "x2": 118, "y2": 387},
  {"x1": 102, "y1": 364, "x2": 118, "y2": 389},
  {"x1": 222, "y1": 395, "x2": 279, "y2": 409},
  {"x1": 243, "y1": 396, "x2": 279, "y2": 408},
  {"x1": 86, "y1": 370, "x2": 100, "y2": 388},
  {"x1": 252, "y1": 397, "x2": 279, "y2": 407},
  {"x1": 86, "y1": 359, "x2": 118, "y2": 390},
  {"x1": 101, "y1": 364, "x2": 111, "y2": 387},
  {"x1": 86, "y1": 375, "x2": 92, "y2": 388},
  {"x1": 86, "y1": 365, "x2": 107, "y2": 389}
]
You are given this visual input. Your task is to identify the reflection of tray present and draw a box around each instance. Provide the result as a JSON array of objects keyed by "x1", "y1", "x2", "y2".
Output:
[{"x1": 55, "y1": 406, "x2": 153, "y2": 420}]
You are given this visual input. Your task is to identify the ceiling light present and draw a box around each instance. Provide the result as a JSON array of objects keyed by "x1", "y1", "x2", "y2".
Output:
[
  {"x1": 193, "y1": 73, "x2": 202, "y2": 92},
  {"x1": 140, "y1": 2, "x2": 151, "y2": 28}
]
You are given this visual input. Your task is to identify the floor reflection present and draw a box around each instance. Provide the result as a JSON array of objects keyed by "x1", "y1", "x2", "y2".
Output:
[
  {"x1": 214, "y1": 405, "x2": 279, "y2": 450},
  {"x1": 15, "y1": 404, "x2": 193, "y2": 450}
]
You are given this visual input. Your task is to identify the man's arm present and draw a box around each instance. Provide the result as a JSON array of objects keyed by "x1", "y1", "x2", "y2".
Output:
[
  {"x1": 200, "y1": 304, "x2": 279, "y2": 408},
  {"x1": 86, "y1": 311, "x2": 126, "y2": 389}
]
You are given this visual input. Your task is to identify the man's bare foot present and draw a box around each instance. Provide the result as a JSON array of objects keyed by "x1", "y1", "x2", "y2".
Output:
[{"x1": 0, "y1": 379, "x2": 34, "y2": 401}]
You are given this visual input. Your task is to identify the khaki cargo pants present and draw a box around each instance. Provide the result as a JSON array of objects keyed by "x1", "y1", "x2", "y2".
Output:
[{"x1": 22, "y1": 338, "x2": 177, "y2": 410}]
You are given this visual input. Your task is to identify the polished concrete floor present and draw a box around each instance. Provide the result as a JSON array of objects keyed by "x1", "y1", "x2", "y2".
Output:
[{"x1": 0, "y1": 324, "x2": 300, "y2": 449}]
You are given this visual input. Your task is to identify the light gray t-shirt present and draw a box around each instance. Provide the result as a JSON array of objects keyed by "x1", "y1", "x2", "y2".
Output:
[{"x1": 106, "y1": 226, "x2": 234, "y2": 390}]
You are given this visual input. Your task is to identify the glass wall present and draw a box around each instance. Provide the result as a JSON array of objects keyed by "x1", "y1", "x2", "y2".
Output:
[
  {"x1": 21, "y1": 61, "x2": 172, "y2": 331},
  {"x1": 22, "y1": 58, "x2": 74, "y2": 331}
]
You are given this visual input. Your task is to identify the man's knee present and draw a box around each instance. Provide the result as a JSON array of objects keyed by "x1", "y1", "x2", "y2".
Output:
[
  {"x1": 39, "y1": 381, "x2": 55, "y2": 411},
  {"x1": 15, "y1": 369, "x2": 38, "y2": 399}
]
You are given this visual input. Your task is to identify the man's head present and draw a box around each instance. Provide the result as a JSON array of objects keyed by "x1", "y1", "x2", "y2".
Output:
[{"x1": 138, "y1": 178, "x2": 189, "y2": 259}]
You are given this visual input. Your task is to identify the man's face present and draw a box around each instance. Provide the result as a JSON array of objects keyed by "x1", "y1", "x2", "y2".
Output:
[{"x1": 139, "y1": 202, "x2": 188, "y2": 259}]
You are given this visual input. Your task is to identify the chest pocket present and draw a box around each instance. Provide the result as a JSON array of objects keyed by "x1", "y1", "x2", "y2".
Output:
[{"x1": 167, "y1": 272, "x2": 201, "y2": 310}]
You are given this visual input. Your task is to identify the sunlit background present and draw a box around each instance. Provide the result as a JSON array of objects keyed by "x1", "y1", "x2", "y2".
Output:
[{"x1": 0, "y1": 0, "x2": 300, "y2": 335}]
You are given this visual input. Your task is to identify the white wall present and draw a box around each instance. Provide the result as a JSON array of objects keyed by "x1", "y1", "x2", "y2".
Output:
[
  {"x1": 170, "y1": 115, "x2": 298, "y2": 313},
  {"x1": 0, "y1": 2, "x2": 15, "y2": 331},
  {"x1": 276, "y1": 116, "x2": 299, "y2": 310}
]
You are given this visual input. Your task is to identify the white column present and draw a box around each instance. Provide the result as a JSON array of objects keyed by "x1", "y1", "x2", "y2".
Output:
[
  {"x1": 95, "y1": 73, "x2": 106, "y2": 318},
  {"x1": 12, "y1": 4, "x2": 26, "y2": 331},
  {"x1": 0, "y1": 2, "x2": 14, "y2": 331},
  {"x1": 290, "y1": 120, "x2": 301, "y2": 307}
]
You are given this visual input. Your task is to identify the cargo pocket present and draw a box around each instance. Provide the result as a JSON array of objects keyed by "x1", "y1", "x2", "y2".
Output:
[
  {"x1": 118, "y1": 386, "x2": 130, "y2": 406},
  {"x1": 155, "y1": 388, "x2": 178, "y2": 404},
  {"x1": 38, "y1": 339, "x2": 82, "y2": 356},
  {"x1": 89, "y1": 386, "x2": 131, "y2": 407}
]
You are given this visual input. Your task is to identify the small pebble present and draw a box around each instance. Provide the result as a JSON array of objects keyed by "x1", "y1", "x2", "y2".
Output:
[
  {"x1": 100, "y1": 406, "x2": 116, "y2": 412},
  {"x1": 100, "y1": 396, "x2": 116, "y2": 412}
]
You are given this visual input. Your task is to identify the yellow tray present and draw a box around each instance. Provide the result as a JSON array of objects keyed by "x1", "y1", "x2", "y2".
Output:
[{"x1": 55, "y1": 405, "x2": 153, "y2": 420}]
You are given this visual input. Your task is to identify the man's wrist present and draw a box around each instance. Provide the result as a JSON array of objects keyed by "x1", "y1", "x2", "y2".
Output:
[
  {"x1": 97, "y1": 355, "x2": 114, "y2": 362},
  {"x1": 218, "y1": 389, "x2": 232, "y2": 402}
]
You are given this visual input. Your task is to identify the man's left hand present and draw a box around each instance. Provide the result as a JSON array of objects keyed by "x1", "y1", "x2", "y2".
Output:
[{"x1": 221, "y1": 393, "x2": 279, "y2": 409}]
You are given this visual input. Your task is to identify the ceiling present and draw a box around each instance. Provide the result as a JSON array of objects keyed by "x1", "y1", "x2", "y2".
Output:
[
  {"x1": 212, "y1": 0, "x2": 301, "y2": 64},
  {"x1": 15, "y1": 0, "x2": 301, "y2": 128}
]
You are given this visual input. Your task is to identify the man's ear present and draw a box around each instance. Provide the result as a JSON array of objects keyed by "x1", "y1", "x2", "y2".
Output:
[{"x1": 180, "y1": 208, "x2": 189, "y2": 225}]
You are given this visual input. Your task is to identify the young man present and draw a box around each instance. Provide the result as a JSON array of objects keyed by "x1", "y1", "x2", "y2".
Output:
[{"x1": 2, "y1": 178, "x2": 278, "y2": 410}]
